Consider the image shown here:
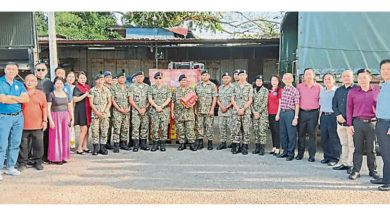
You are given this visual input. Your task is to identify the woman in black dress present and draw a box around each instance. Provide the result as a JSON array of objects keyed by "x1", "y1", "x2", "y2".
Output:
[{"x1": 73, "y1": 72, "x2": 92, "y2": 155}]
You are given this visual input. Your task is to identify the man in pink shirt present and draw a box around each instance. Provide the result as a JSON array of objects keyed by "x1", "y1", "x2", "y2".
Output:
[{"x1": 296, "y1": 68, "x2": 322, "y2": 162}]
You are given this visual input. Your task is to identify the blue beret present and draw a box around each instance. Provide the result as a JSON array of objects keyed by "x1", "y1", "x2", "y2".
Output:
[
  {"x1": 221, "y1": 72, "x2": 230, "y2": 78},
  {"x1": 103, "y1": 71, "x2": 112, "y2": 77},
  {"x1": 126, "y1": 76, "x2": 132, "y2": 81},
  {"x1": 116, "y1": 72, "x2": 126, "y2": 78},
  {"x1": 94, "y1": 74, "x2": 103, "y2": 81},
  {"x1": 238, "y1": 69, "x2": 246, "y2": 75},
  {"x1": 178, "y1": 74, "x2": 187, "y2": 82},
  {"x1": 233, "y1": 69, "x2": 240, "y2": 74},
  {"x1": 133, "y1": 71, "x2": 143, "y2": 77},
  {"x1": 154, "y1": 72, "x2": 162, "y2": 79},
  {"x1": 255, "y1": 74, "x2": 263, "y2": 80},
  {"x1": 201, "y1": 69, "x2": 209, "y2": 75}
]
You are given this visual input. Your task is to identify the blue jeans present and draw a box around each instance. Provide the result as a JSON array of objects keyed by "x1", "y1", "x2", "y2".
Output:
[
  {"x1": 280, "y1": 110, "x2": 297, "y2": 157},
  {"x1": 0, "y1": 113, "x2": 24, "y2": 170}
]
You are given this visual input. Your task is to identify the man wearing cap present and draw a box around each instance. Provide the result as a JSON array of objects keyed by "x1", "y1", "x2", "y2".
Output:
[
  {"x1": 110, "y1": 72, "x2": 131, "y2": 153},
  {"x1": 229, "y1": 69, "x2": 242, "y2": 150},
  {"x1": 129, "y1": 71, "x2": 151, "y2": 152},
  {"x1": 251, "y1": 74, "x2": 269, "y2": 155},
  {"x1": 148, "y1": 72, "x2": 172, "y2": 152},
  {"x1": 216, "y1": 72, "x2": 234, "y2": 150},
  {"x1": 103, "y1": 71, "x2": 114, "y2": 150},
  {"x1": 171, "y1": 74, "x2": 197, "y2": 151},
  {"x1": 194, "y1": 69, "x2": 218, "y2": 150},
  {"x1": 88, "y1": 74, "x2": 111, "y2": 155},
  {"x1": 0, "y1": 62, "x2": 29, "y2": 180},
  {"x1": 231, "y1": 69, "x2": 254, "y2": 155}
]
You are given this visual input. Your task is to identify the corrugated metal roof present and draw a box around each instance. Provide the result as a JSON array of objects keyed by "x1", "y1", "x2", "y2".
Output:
[{"x1": 0, "y1": 12, "x2": 35, "y2": 48}]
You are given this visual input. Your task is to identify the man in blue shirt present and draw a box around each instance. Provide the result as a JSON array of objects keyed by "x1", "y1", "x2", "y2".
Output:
[
  {"x1": 373, "y1": 59, "x2": 390, "y2": 191},
  {"x1": 0, "y1": 62, "x2": 29, "y2": 181}
]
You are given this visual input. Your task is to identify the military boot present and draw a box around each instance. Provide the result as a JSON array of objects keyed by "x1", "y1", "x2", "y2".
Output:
[
  {"x1": 113, "y1": 142, "x2": 120, "y2": 153},
  {"x1": 120, "y1": 141, "x2": 131, "y2": 151},
  {"x1": 227, "y1": 143, "x2": 233, "y2": 148},
  {"x1": 252, "y1": 143, "x2": 261, "y2": 154},
  {"x1": 99, "y1": 144, "x2": 108, "y2": 155},
  {"x1": 197, "y1": 139, "x2": 204, "y2": 150},
  {"x1": 133, "y1": 139, "x2": 139, "y2": 152},
  {"x1": 127, "y1": 139, "x2": 133, "y2": 150},
  {"x1": 232, "y1": 143, "x2": 238, "y2": 154},
  {"x1": 217, "y1": 142, "x2": 227, "y2": 150},
  {"x1": 259, "y1": 144, "x2": 265, "y2": 156},
  {"x1": 151, "y1": 140, "x2": 159, "y2": 152},
  {"x1": 92, "y1": 144, "x2": 99, "y2": 156},
  {"x1": 178, "y1": 143, "x2": 186, "y2": 151},
  {"x1": 194, "y1": 139, "x2": 199, "y2": 149},
  {"x1": 237, "y1": 143, "x2": 242, "y2": 153},
  {"x1": 242, "y1": 144, "x2": 248, "y2": 155},
  {"x1": 140, "y1": 139, "x2": 150, "y2": 151},
  {"x1": 190, "y1": 143, "x2": 197, "y2": 151},
  {"x1": 160, "y1": 140, "x2": 166, "y2": 152},
  {"x1": 105, "y1": 141, "x2": 113, "y2": 150},
  {"x1": 207, "y1": 140, "x2": 213, "y2": 150}
]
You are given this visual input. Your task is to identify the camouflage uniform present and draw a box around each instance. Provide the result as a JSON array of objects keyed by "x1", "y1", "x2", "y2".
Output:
[
  {"x1": 251, "y1": 86, "x2": 269, "y2": 145},
  {"x1": 149, "y1": 84, "x2": 172, "y2": 141},
  {"x1": 218, "y1": 84, "x2": 234, "y2": 143},
  {"x1": 110, "y1": 84, "x2": 131, "y2": 143},
  {"x1": 194, "y1": 81, "x2": 218, "y2": 141},
  {"x1": 172, "y1": 87, "x2": 196, "y2": 144},
  {"x1": 129, "y1": 83, "x2": 150, "y2": 139},
  {"x1": 88, "y1": 86, "x2": 111, "y2": 144},
  {"x1": 232, "y1": 82, "x2": 254, "y2": 145},
  {"x1": 104, "y1": 84, "x2": 113, "y2": 146}
]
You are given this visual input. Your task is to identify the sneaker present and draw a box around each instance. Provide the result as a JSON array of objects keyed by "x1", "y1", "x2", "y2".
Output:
[
  {"x1": 34, "y1": 163, "x2": 44, "y2": 171},
  {"x1": 5, "y1": 168, "x2": 21, "y2": 176}
]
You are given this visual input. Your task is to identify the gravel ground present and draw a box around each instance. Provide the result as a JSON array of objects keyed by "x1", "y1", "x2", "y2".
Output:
[{"x1": 1, "y1": 140, "x2": 389, "y2": 204}]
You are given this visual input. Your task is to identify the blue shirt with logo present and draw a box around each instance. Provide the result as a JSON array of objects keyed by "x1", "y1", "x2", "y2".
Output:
[
  {"x1": 376, "y1": 80, "x2": 390, "y2": 120},
  {"x1": 0, "y1": 75, "x2": 27, "y2": 114}
]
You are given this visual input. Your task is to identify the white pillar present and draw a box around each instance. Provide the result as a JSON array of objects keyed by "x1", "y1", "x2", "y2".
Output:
[{"x1": 48, "y1": 12, "x2": 58, "y2": 81}]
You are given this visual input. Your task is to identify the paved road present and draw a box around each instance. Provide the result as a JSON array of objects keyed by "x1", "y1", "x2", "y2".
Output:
[{"x1": 1, "y1": 141, "x2": 389, "y2": 204}]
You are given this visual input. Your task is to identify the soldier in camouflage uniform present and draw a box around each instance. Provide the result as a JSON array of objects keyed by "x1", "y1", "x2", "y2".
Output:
[
  {"x1": 231, "y1": 69, "x2": 254, "y2": 155},
  {"x1": 126, "y1": 73, "x2": 137, "y2": 149},
  {"x1": 251, "y1": 74, "x2": 269, "y2": 156},
  {"x1": 110, "y1": 72, "x2": 131, "y2": 153},
  {"x1": 194, "y1": 69, "x2": 218, "y2": 150},
  {"x1": 171, "y1": 74, "x2": 197, "y2": 151},
  {"x1": 103, "y1": 71, "x2": 114, "y2": 149},
  {"x1": 88, "y1": 74, "x2": 112, "y2": 155},
  {"x1": 148, "y1": 72, "x2": 172, "y2": 152},
  {"x1": 216, "y1": 72, "x2": 234, "y2": 150},
  {"x1": 129, "y1": 71, "x2": 150, "y2": 152},
  {"x1": 229, "y1": 69, "x2": 242, "y2": 149}
]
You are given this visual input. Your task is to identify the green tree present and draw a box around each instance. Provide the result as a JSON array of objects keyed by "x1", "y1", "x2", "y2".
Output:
[{"x1": 35, "y1": 12, "x2": 122, "y2": 40}]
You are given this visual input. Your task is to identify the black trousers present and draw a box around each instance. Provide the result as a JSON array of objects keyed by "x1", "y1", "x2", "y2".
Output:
[
  {"x1": 352, "y1": 118, "x2": 377, "y2": 173},
  {"x1": 42, "y1": 128, "x2": 49, "y2": 162},
  {"x1": 269, "y1": 114, "x2": 280, "y2": 149},
  {"x1": 297, "y1": 109, "x2": 319, "y2": 158},
  {"x1": 376, "y1": 119, "x2": 390, "y2": 184},
  {"x1": 320, "y1": 114, "x2": 341, "y2": 162},
  {"x1": 18, "y1": 130, "x2": 44, "y2": 165}
]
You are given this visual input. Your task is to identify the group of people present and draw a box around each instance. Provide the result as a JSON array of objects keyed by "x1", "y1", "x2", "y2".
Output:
[{"x1": 0, "y1": 60, "x2": 389, "y2": 192}]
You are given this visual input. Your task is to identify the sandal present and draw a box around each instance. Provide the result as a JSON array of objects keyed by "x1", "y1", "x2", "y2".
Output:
[
  {"x1": 76, "y1": 151, "x2": 86, "y2": 155},
  {"x1": 83, "y1": 149, "x2": 91, "y2": 153}
]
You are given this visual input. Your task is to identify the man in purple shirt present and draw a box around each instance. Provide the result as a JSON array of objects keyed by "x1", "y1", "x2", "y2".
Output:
[
  {"x1": 346, "y1": 69, "x2": 380, "y2": 180},
  {"x1": 296, "y1": 68, "x2": 322, "y2": 162}
]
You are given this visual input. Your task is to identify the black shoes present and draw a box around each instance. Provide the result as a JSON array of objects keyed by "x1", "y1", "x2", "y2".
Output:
[
  {"x1": 252, "y1": 143, "x2": 261, "y2": 154},
  {"x1": 105, "y1": 142, "x2": 113, "y2": 150},
  {"x1": 120, "y1": 141, "x2": 131, "y2": 151},
  {"x1": 178, "y1": 143, "x2": 186, "y2": 151},
  {"x1": 327, "y1": 161, "x2": 337, "y2": 166},
  {"x1": 286, "y1": 156, "x2": 294, "y2": 161},
  {"x1": 371, "y1": 178, "x2": 384, "y2": 184},
  {"x1": 159, "y1": 140, "x2": 166, "y2": 152},
  {"x1": 99, "y1": 144, "x2": 108, "y2": 155},
  {"x1": 369, "y1": 171, "x2": 381, "y2": 180},
  {"x1": 127, "y1": 140, "x2": 133, "y2": 150},
  {"x1": 347, "y1": 166, "x2": 353, "y2": 174},
  {"x1": 216, "y1": 142, "x2": 227, "y2": 150},
  {"x1": 378, "y1": 184, "x2": 390, "y2": 191},
  {"x1": 349, "y1": 172, "x2": 360, "y2": 180},
  {"x1": 133, "y1": 139, "x2": 139, "y2": 152},
  {"x1": 207, "y1": 140, "x2": 213, "y2": 150},
  {"x1": 151, "y1": 141, "x2": 159, "y2": 152},
  {"x1": 34, "y1": 163, "x2": 44, "y2": 170},
  {"x1": 139, "y1": 139, "x2": 150, "y2": 151},
  {"x1": 190, "y1": 143, "x2": 197, "y2": 151},
  {"x1": 308, "y1": 157, "x2": 315, "y2": 162},
  {"x1": 333, "y1": 164, "x2": 348, "y2": 170},
  {"x1": 321, "y1": 159, "x2": 330, "y2": 164},
  {"x1": 197, "y1": 139, "x2": 204, "y2": 150},
  {"x1": 295, "y1": 155, "x2": 303, "y2": 160},
  {"x1": 113, "y1": 143, "x2": 120, "y2": 153},
  {"x1": 259, "y1": 144, "x2": 265, "y2": 156},
  {"x1": 92, "y1": 144, "x2": 99, "y2": 155},
  {"x1": 242, "y1": 144, "x2": 248, "y2": 155},
  {"x1": 277, "y1": 153, "x2": 287, "y2": 158}
]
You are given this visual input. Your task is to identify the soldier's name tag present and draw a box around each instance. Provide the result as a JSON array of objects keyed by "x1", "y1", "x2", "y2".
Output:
[{"x1": 134, "y1": 95, "x2": 140, "y2": 102}]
